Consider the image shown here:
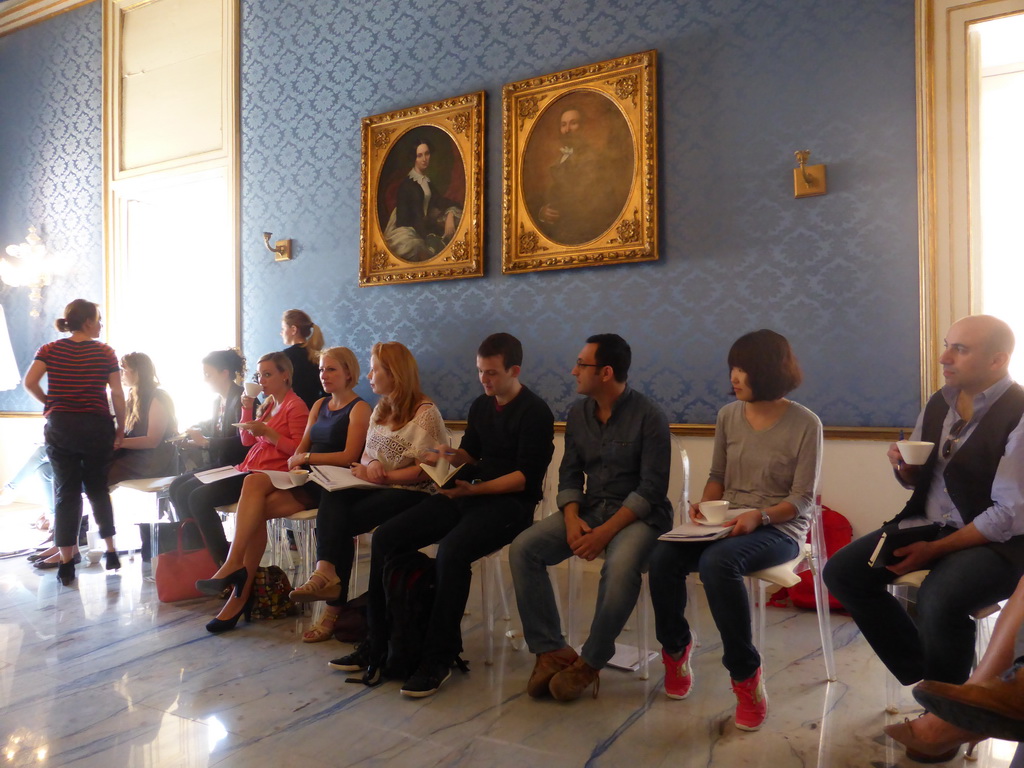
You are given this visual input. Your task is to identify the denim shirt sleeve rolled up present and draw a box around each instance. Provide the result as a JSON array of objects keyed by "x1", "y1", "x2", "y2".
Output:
[{"x1": 556, "y1": 387, "x2": 673, "y2": 532}]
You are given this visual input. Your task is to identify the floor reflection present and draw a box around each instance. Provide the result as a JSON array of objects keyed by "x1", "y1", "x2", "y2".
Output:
[{"x1": 0, "y1": 503, "x2": 1020, "y2": 767}]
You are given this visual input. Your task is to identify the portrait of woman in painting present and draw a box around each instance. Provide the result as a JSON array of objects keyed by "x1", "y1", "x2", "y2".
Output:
[
  {"x1": 522, "y1": 91, "x2": 635, "y2": 246},
  {"x1": 377, "y1": 126, "x2": 465, "y2": 264}
]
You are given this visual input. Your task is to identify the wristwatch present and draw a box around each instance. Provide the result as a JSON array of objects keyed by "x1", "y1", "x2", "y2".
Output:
[{"x1": 760, "y1": 509, "x2": 771, "y2": 527}]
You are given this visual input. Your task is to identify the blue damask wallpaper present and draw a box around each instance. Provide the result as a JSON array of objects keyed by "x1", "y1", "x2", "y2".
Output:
[
  {"x1": 0, "y1": 2, "x2": 103, "y2": 412},
  {"x1": 0, "y1": 0, "x2": 921, "y2": 426},
  {"x1": 240, "y1": 0, "x2": 921, "y2": 427}
]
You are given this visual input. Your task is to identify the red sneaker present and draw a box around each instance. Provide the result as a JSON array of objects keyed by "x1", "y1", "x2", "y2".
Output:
[
  {"x1": 731, "y1": 667, "x2": 768, "y2": 731},
  {"x1": 662, "y1": 642, "x2": 694, "y2": 700}
]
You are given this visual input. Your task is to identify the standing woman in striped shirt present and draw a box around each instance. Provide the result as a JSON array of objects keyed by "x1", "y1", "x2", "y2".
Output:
[{"x1": 23, "y1": 299, "x2": 127, "y2": 586}]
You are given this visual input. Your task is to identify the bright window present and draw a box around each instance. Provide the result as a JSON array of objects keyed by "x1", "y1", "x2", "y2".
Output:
[{"x1": 975, "y1": 13, "x2": 1024, "y2": 380}]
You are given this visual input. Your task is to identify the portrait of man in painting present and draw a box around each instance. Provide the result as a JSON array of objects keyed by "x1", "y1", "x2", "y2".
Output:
[
  {"x1": 521, "y1": 91, "x2": 635, "y2": 246},
  {"x1": 376, "y1": 125, "x2": 465, "y2": 264}
]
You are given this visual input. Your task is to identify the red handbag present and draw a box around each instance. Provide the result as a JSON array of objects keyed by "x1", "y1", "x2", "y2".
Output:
[{"x1": 154, "y1": 518, "x2": 219, "y2": 603}]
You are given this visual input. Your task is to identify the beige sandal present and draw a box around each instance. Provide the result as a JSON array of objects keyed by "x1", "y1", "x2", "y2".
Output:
[
  {"x1": 302, "y1": 607, "x2": 341, "y2": 643},
  {"x1": 289, "y1": 570, "x2": 342, "y2": 603}
]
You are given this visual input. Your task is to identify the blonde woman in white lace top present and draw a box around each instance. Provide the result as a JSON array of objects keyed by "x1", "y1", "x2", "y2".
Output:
[{"x1": 290, "y1": 342, "x2": 448, "y2": 641}]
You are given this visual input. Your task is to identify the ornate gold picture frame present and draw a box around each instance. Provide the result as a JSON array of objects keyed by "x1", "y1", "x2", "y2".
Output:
[
  {"x1": 359, "y1": 92, "x2": 485, "y2": 286},
  {"x1": 502, "y1": 50, "x2": 658, "y2": 274}
]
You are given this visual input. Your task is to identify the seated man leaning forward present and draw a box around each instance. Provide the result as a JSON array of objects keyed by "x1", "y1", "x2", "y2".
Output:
[
  {"x1": 510, "y1": 333, "x2": 673, "y2": 702},
  {"x1": 825, "y1": 315, "x2": 1024, "y2": 691},
  {"x1": 333, "y1": 332, "x2": 554, "y2": 695}
]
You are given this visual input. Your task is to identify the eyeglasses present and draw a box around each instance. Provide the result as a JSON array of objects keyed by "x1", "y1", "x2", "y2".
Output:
[
  {"x1": 942, "y1": 419, "x2": 967, "y2": 459},
  {"x1": 575, "y1": 359, "x2": 601, "y2": 369}
]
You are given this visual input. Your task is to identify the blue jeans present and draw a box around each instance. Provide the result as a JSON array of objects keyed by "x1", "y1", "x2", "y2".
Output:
[
  {"x1": 649, "y1": 526, "x2": 799, "y2": 681},
  {"x1": 7, "y1": 445, "x2": 55, "y2": 514},
  {"x1": 509, "y1": 504, "x2": 660, "y2": 669},
  {"x1": 824, "y1": 526, "x2": 1023, "y2": 684}
]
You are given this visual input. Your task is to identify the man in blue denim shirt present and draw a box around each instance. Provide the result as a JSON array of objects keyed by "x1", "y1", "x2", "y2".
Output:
[{"x1": 510, "y1": 333, "x2": 673, "y2": 701}]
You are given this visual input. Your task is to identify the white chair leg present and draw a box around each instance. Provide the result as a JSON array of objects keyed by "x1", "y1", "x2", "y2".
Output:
[
  {"x1": 758, "y1": 580, "x2": 768, "y2": 662},
  {"x1": 493, "y1": 555, "x2": 511, "y2": 621},
  {"x1": 747, "y1": 577, "x2": 761, "y2": 652},
  {"x1": 567, "y1": 559, "x2": 582, "y2": 649},
  {"x1": 481, "y1": 557, "x2": 495, "y2": 665},
  {"x1": 349, "y1": 535, "x2": 360, "y2": 600},
  {"x1": 685, "y1": 579, "x2": 701, "y2": 647},
  {"x1": 810, "y1": 558, "x2": 838, "y2": 682},
  {"x1": 549, "y1": 566, "x2": 566, "y2": 639},
  {"x1": 885, "y1": 583, "x2": 911, "y2": 713},
  {"x1": 639, "y1": 572, "x2": 651, "y2": 680}
]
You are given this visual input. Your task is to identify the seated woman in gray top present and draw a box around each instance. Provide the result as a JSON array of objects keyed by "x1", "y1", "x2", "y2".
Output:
[{"x1": 649, "y1": 329, "x2": 822, "y2": 732}]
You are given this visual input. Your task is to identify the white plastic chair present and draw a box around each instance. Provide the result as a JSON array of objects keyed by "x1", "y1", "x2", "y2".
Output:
[
  {"x1": 113, "y1": 476, "x2": 178, "y2": 519},
  {"x1": 475, "y1": 469, "x2": 556, "y2": 665},
  {"x1": 744, "y1": 494, "x2": 837, "y2": 682},
  {"x1": 884, "y1": 569, "x2": 1000, "y2": 714}
]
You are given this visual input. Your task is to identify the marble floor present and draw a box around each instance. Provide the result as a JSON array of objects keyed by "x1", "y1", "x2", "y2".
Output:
[{"x1": 0, "y1": 502, "x2": 1020, "y2": 768}]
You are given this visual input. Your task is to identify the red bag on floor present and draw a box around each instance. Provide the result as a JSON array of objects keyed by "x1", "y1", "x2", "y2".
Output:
[
  {"x1": 772, "y1": 504, "x2": 852, "y2": 612},
  {"x1": 154, "y1": 519, "x2": 218, "y2": 603}
]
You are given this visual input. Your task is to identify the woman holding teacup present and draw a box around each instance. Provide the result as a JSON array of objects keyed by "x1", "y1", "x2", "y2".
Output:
[
  {"x1": 169, "y1": 351, "x2": 309, "y2": 571},
  {"x1": 649, "y1": 329, "x2": 822, "y2": 732},
  {"x1": 195, "y1": 347, "x2": 371, "y2": 634}
]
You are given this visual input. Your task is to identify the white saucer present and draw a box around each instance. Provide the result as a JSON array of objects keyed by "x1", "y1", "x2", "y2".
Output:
[{"x1": 696, "y1": 518, "x2": 729, "y2": 527}]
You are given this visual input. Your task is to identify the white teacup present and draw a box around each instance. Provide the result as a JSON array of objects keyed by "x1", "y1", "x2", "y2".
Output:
[
  {"x1": 698, "y1": 500, "x2": 731, "y2": 524},
  {"x1": 243, "y1": 382, "x2": 262, "y2": 398},
  {"x1": 897, "y1": 440, "x2": 935, "y2": 465},
  {"x1": 86, "y1": 550, "x2": 103, "y2": 566}
]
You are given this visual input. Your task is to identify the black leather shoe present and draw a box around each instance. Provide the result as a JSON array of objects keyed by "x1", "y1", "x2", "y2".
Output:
[{"x1": 104, "y1": 551, "x2": 121, "y2": 571}]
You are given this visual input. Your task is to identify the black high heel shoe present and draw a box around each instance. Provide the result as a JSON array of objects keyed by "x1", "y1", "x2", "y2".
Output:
[
  {"x1": 195, "y1": 567, "x2": 247, "y2": 598},
  {"x1": 104, "y1": 551, "x2": 121, "y2": 571},
  {"x1": 206, "y1": 591, "x2": 255, "y2": 634},
  {"x1": 56, "y1": 560, "x2": 76, "y2": 586}
]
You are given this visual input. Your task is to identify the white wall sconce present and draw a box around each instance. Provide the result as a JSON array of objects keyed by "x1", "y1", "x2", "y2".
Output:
[
  {"x1": 1, "y1": 227, "x2": 59, "y2": 317},
  {"x1": 793, "y1": 150, "x2": 827, "y2": 198},
  {"x1": 263, "y1": 231, "x2": 292, "y2": 262}
]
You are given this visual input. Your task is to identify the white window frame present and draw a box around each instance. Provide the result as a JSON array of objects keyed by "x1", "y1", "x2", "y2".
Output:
[{"x1": 917, "y1": 0, "x2": 1024, "y2": 399}]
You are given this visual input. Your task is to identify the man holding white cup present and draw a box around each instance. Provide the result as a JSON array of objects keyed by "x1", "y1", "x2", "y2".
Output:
[{"x1": 826, "y1": 315, "x2": 1024, "y2": 696}]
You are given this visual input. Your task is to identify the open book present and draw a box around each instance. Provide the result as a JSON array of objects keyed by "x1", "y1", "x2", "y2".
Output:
[
  {"x1": 193, "y1": 465, "x2": 378, "y2": 492},
  {"x1": 418, "y1": 456, "x2": 462, "y2": 488},
  {"x1": 306, "y1": 465, "x2": 380, "y2": 492},
  {"x1": 194, "y1": 465, "x2": 244, "y2": 484}
]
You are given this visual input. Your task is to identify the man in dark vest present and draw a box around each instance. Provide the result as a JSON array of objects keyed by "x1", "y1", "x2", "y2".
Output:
[{"x1": 825, "y1": 315, "x2": 1024, "y2": 688}]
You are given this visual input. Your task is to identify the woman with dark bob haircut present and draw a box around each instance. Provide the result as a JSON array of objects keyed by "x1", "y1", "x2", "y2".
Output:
[{"x1": 649, "y1": 329, "x2": 822, "y2": 732}]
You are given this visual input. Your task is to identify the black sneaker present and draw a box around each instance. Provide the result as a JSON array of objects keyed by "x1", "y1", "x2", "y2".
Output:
[
  {"x1": 400, "y1": 661, "x2": 452, "y2": 698},
  {"x1": 329, "y1": 643, "x2": 373, "y2": 672}
]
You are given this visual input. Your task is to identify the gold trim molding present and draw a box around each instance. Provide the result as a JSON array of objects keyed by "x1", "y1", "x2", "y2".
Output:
[{"x1": 0, "y1": 0, "x2": 94, "y2": 37}]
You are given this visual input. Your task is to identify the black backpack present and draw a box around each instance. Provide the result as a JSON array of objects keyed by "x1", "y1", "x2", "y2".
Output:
[{"x1": 382, "y1": 551, "x2": 437, "y2": 680}]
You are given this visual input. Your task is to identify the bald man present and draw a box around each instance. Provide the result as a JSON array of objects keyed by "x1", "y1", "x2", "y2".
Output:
[{"x1": 825, "y1": 315, "x2": 1024, "y2": 687}]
